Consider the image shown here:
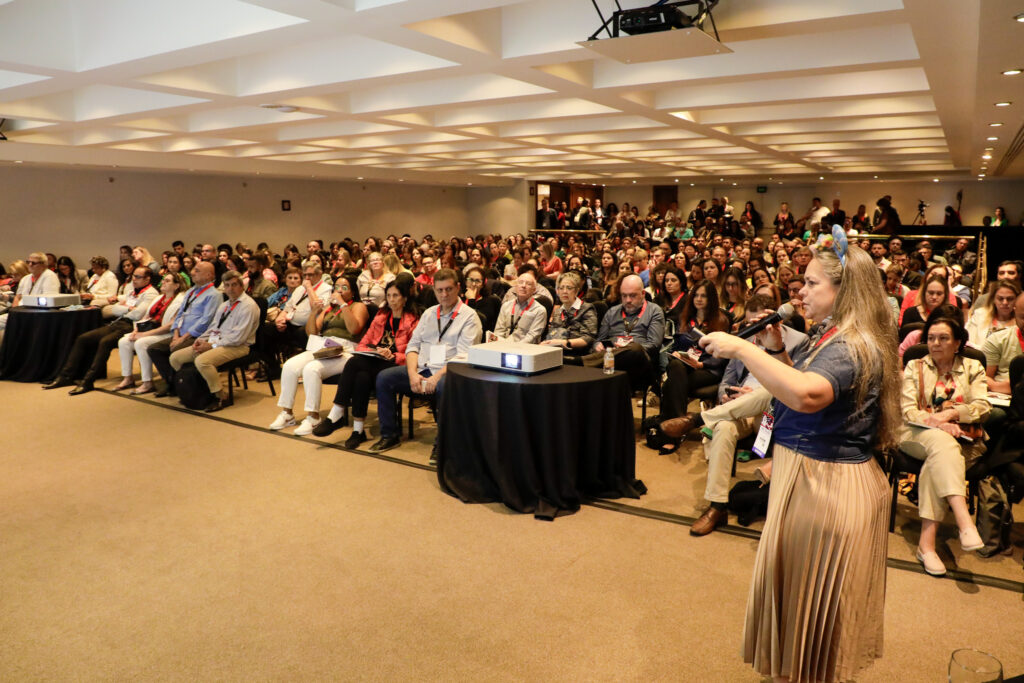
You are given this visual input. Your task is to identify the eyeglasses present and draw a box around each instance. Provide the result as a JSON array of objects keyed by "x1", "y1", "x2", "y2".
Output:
[
  {"x1": 132, "y1": 274, "x2": 147, "y2": 279},
  {"x1": 466, "y1": 277, "x2": 483, "y2": 284},
  {"x1": 556, "y1": 285, "x2": 576, "y2": 292},
  {"x1": 303, "y1": 272, "x2": 317, "y2": 278},
  {"x1": 26, "y1": 260, "x2": 43, "y2": 265}
]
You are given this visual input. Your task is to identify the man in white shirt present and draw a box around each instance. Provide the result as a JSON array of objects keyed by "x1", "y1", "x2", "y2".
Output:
[
  {"x1": 0, "y1": 252, "x2": 61, "y2": 343},
  {"x1": 370, "y1": 268, "x2": 482, "y2": 456},
  {"x1": 799, "y1": 197, "x2": 830, "y2": 232},
  {"x1": 489, "y1": 269, "x2": 547, "y2": 344},
  {"x1": 170, "y1": 270, "x2": 260, "y2": 412}
]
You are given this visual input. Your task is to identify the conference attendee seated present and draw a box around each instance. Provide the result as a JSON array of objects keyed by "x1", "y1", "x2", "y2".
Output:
[
  {"x1": 982, "y1": 291, "x2": 1024, "y2": 396},
  {"x1": 573, "y1": 274, "x2": 665, "y2": 377},
  {"x1": 500, "y1": 267, "x2": 553, "y2": 307},
  {"x1": 370, "y1": 268, "x2": 482, "y2": 457},
  {"x1": 81, "y1": 256, "x2": 119, "y2": 305},
  {"x1": 268, "y1": 271, "x2": 370, "y2": 435},
  {"x1": 966, "y1": 280, "x2": 1020, "y2": 348},
  {"x1": 313, "y1": 275, "x2": 420, "y2": 447},
  {"x1": 149, "y1": 261, "x2": 222, "y2": 397},
  {"x1": 168, "y1": 270, "x2": 260, "y2": 412},
  {"x1": 263, "y1": 262, "x2": 332, "y2": 361},
  {"x1": 487, "y1": 268, "x2": 546, "y2": 344},
  {"x1": 356, "y1": 251, "x2": 394, "y2": 308},
  {"x1": 43, "y1": 266, "x2": 159, "y2": 394},
  {"x1": 113, "y1": 272, "x2": 189, "y2": 394},
  {"x1": 667, "y1": 295, "x2": 807, "y2": 535},
  {"x1": 461, "y1": 265, "x2": 501, "y2": 332},
  {"x1": 900, "y1": 316, "x2": 988, "y2": 575},
  {"x1": 56, "y1": 256, "x2": 87, "y2": 294},
  {"x1": 539, "y1": 271, "x2": 598, "y2": 357},
  {"x1": 242, "y1": 253, "x2": 277, "y2": 300},
  {"x1": 0, "y1": 252, "x2": 59, "y2": 341}
]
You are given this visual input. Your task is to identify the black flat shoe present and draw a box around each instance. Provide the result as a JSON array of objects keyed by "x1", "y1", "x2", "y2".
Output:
[
  {"x1": 154, "y1": 387, "x2": 176, "y2": 398},
  {"x1": 369, "y1": 436, "x2": 401, "y2": 452},
  {"x1": 43, "y1": 377, "x2": 73, "y2": 390},
  {"x1": 344, "y1": 430, "x2": 367, "y2": 449},
  {"x1": 312, "y1": 415, "x2": 347, "y2": 437},
  {"x1": 69, "y1": 384, "x2": 93, "y2": 396},
  {"x1": 203, "y1": 396, "x2": 233, "y2": 413}
]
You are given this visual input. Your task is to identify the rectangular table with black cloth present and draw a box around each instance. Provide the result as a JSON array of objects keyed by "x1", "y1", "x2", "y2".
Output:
[
  {"x1": 437, "y1": 363, "x2": 646, "y2": 520},
  {"x1": 0, "y1": 307, "x2": 103, "y2": 382}
]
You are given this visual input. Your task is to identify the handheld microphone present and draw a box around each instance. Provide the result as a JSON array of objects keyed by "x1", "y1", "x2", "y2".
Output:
[{"x1": 735, "y1": 302, "x2": 795, "y2": 340}]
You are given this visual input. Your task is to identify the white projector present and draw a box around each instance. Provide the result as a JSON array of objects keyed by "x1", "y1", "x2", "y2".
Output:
[
  {"x1": 467, "y1": 341, "x2": 562, "y2": 376},
  {"x1": 22, "y1": 293, "x2": 81, "y2": 308}
]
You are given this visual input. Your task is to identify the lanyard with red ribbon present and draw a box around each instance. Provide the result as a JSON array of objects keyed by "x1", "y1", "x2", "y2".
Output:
[
  {"x1": 1017, "y1": 326, "x2": 1024, "y2": 353},
  {"x1": 436, "y1": 300, "x2": 462, "y2": 341},
  {"x1": 182, "y1": 283, "x2": 214, "y2": 313},
  {"x1": 815, "y1": 326, "x2": 838, "y2": 348},
  {"x1": 669, "y1": 292, "x2": 685, "y2": 311},
  {"x1": 218, "y1": 300, "x2": 240, "y2": 327},
  {"x1": 510, "y1": 298, "x2": 534, "y2": 333},
  {"x1": 560, "y1": 298, "x2": 582, "y2": 322},
  {"x1": 622, "y1": 300, "x2": 647, "y2": 334}
]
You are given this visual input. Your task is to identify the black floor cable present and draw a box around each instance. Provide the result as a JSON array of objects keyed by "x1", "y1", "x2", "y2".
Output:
[{"x1": 97, "y1": 387, "x2": 1024, "y2": 595}]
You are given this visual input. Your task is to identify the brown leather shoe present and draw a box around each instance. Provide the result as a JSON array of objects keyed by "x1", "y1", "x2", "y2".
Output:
[
  {"x1": 690, "y1": 506, "x2": 728, "y2": 536},
  {"x1": 659, "y1": 412, "x2": 701, "y2": 439}
]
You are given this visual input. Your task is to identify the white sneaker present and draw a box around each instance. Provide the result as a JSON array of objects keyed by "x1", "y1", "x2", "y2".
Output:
[
  {"x1": 959, "y1": 526, "x2": 984, "y2": 552},
  {"x1": 294, "y1": 416, "x2": 319, "y2": 436},
  {"x1": 269, "y1": 411, "x2": 296, "y2": 430}
]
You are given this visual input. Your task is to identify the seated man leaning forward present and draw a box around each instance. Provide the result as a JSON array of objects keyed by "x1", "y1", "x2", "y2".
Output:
[
  {"x1": 575, "y1": 273, "x2": 665, "y2": 376},
  {"x1": 370, "y1": 268, "x2": 482, "y2": 458},
  {"x1": 661, "y1": 295, "x2": 806, "y2": 536},
  {"x1": 487, "y1": 267, "x2": 547, "y2": 344},
  {"x1": 168, "y1": 270, "x2": 260, "y2": 412}
]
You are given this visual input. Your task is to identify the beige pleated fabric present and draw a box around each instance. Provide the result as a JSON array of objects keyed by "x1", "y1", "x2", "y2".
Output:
[{"x1": 743, "y1": 445, "x2": 890, "y2": 683}]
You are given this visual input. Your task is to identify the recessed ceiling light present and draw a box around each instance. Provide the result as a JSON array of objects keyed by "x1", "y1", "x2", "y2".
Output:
[
  {"x1": 987, "y1": 136, "x2": 999, "y2": 141},
  {"x1": 932, "y1": 178, "x2": 939, "y2": 182},
  {"x1": 398, "y1": 179, "x2": 404, "y2": 182},
  {"x1": 356, "y1": 176, "x2": 363, "y2": 180},
  {"x1": 632, "y1": 180, "x2": 636, "y2": 184},
  {"x1": 1003, "y1": 69, "x2": 1022, "y2": 76},
  {"x1": 873, "y1": 175, "x2": 878, "y2": 179},
  {"x1": 1016, "y1": 12, "x2": 1024, "y2": 22},
  {"x1": 989, "y1": 122, "x2": 1003, "y2": 127},
  {"x1": 982, "y1": 153, "x2": 992, "y2": 159},
  {"x1": 719, "y1": 178, "x2": 724, "y2": 182},
  {"x1": 689, "y1": 183, "x2": 695, "y2": 186},
  {"x1": 14, "y1": 160, "x2": 23, "y2": 164},
  {"x1": 467, "y1": 183, "x2": 472, "y2": 186},
  {"x1": 674, "y1": 178, "x2": 678, "y2": 182},
  {"x1": 819, "y1": 176, "x2": 824, "y2": 180},
  {"x1": 995, "y1": 101, "x2": 1012, "y2": 107},
  {"x1": 978, "y1": 173, "x2": 986, "y2": 177},
  {"x1": 732, "y1": 182, "x2": 737, "y2": 186}
]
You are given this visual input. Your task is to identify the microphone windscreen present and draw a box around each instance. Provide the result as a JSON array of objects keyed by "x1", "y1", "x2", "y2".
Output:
[{"x1": 776, "y1": 302, "x2": 795, "y2": 322}]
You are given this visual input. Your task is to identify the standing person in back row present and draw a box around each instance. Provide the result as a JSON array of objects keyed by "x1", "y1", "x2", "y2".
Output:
[{"x1": 698, "y1": 226, "x2": 900, "y2": 683}]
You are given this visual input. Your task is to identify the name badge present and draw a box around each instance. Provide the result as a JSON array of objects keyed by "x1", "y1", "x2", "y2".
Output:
[
  {"x1": 752, "y1": 411, "x2": 774, "y2": 458},
  {"x1": 614, "y1": 335, "x2": 633, "y2": 347},
  {"x1": 429, "y1": 343, "x2": 448, "y2": 366},
  {"x1": 209, "y1": 330, "x2": 222, "y2": 348}
]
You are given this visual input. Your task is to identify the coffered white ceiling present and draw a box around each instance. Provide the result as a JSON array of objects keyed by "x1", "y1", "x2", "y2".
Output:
[{"x1": 0, "y1": 0, "x2": 1020, "y2": 186}]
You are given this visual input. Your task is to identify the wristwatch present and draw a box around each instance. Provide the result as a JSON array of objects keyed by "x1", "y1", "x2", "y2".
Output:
[{"x1": 765, "y1": 346, "x2": 786, "y2": 355}]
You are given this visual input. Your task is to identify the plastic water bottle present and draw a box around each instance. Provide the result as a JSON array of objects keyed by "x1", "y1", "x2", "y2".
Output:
[{"x1": 603, "y1": 347, "x2": 615, "y2": 375}]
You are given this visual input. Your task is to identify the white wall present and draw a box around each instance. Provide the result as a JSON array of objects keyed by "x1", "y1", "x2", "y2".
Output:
[
  {"x1": 0, "y1": 166, "x2": 470, "y2": 266},
  {"x1": 464, "y1": 179, "x2": 530, "y2": 237},
  {"x1": 605, "y1": 179, "x2": 1024, "y2": 228}
]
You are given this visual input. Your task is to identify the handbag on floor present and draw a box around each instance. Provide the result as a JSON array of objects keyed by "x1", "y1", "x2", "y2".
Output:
[{"x1": 174, "y1": 364, "x2": 213, "y2": 410}]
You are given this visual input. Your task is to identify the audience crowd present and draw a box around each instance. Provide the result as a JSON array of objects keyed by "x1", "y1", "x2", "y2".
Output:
[{"x1": 2, "y1": 193, "x2": 1023, "y2": 572}]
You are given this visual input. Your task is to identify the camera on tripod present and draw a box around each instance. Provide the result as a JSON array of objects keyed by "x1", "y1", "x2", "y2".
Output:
[{"x1": 917, "y1": 200, "x2": 929, "y2": 213}]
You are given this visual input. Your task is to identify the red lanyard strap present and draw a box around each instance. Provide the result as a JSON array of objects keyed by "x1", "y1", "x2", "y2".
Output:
[
  {"x1": 182, "y1": 283, "x2": 214, "y2": 313},
  {"x1": 218, "y1": 300, "x2": 240, "y2": 327},
  {"x1": 436, "y1": 300, "x2": 462, "y2": 341}
]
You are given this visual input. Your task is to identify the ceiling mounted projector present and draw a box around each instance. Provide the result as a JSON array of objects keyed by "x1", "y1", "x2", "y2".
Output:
[{"x1": 579, "y1": 0, "x2": 731, "y2": 64}]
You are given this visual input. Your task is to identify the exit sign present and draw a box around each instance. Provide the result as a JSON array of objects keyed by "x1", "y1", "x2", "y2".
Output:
[{"x1": 756, "y1": 186, "x2": 767, "y2": 193}]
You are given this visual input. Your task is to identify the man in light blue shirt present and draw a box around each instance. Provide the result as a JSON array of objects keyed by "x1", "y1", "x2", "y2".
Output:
[{"x1": 370, "y1": 268, "x2": 481, "y2": 456}]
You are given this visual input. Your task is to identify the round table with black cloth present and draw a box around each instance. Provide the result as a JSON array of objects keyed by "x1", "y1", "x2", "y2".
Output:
[
  {"x1": 0, "y1": 306, "x2": 103, "y2": 382},
  {"x1": 437, "y1": 363, "x2": 646, "y2": 520}
]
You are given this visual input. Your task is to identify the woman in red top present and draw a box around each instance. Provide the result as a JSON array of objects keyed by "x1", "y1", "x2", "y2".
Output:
[
  {"x1": 540, "y1": 241, "x2": 563, "y2": 277},
  {"x1": 313, "y1": 275, "x2": 419, "y2": 448}
]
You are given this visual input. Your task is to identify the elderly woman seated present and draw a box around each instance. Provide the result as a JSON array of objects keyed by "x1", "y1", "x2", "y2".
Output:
[
  {"x1": 901, "y1": 315, "x2": 988, "y2": 576},
  {"x1": 539, "y1": 271, "x2": 598, "y2": 356},
  {"x1": 268, "y1": 271, "x2": 370, "y2": 435}
]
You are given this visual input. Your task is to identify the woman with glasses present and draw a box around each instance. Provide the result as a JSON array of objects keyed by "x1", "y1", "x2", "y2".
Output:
[
  {"x1": 269, "y1": 271, "x2": 370, "y2": 436},
  {"x1": 540, "y1": 271, "x2": 597, "y2": 357}
]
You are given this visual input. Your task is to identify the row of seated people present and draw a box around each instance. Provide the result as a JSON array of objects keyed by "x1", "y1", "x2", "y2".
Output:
[{"x1": 13, "y1": 234, "x2": 1024, "y2": 574}]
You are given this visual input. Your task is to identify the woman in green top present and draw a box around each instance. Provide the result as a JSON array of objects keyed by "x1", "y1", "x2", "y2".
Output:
[{"x1": 268, "y1": 271, "x2": 370, "y2": 436}]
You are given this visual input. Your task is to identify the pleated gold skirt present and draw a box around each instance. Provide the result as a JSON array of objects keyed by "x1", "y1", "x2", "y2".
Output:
[{"x1": 743, "y1": 445, "x2": 889, "y2": 683}]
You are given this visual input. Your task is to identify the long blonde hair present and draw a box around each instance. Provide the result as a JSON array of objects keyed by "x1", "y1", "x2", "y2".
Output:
[{"x1": 814, "y1": 244, "x2": 901, "y2": 452}]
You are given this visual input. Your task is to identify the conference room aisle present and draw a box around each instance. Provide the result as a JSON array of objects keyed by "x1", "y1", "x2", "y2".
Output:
[{"x1": 2, "y1": 380, "x2": 1022, "y2": 681}]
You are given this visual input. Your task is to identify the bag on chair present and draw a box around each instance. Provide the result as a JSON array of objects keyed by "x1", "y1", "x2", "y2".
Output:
[{"x1": 174, "y1": 364, "x2": 213, "y2": 410}]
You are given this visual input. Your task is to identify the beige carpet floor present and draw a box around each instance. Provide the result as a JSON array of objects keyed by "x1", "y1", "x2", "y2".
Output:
[{"x1": 2, "y1": 374, "x2": 1023, "y2": 681}]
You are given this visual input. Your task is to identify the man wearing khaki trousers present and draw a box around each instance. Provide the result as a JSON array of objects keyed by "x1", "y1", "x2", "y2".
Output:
[{"x1": 170, "y1": 270, "x2": 259, "y2": 412}]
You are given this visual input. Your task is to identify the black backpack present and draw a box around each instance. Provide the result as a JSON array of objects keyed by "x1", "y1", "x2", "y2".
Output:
[{"x1": 174, "y1": 364, "x2": 213, "y2": 410}]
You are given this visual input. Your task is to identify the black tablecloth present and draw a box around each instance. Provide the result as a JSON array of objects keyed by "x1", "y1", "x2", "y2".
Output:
[
  {"x1": 0, "y1": 307, "x2": 103, "y2": 382},
  {"x1": 438, "y1": 363, "x2": 646, "y2": 520}
]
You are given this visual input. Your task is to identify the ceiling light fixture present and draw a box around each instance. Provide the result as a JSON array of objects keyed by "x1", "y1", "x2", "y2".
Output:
[
  {"x1": 1003, "y1": 69, "x2": 1022, "y2": 76},
  {"x1": 932, "y1": 178, "x2": 939, "y2": 182},
  {"x1": 989, "y1": 122, "x2": 1003, "y2": 127},
  {"x1": 356, "y1": 176, "x2": 363, "y2": 180},
  {"x1": 995, "y1": 101, "x2": 1012, "y2": 107},
  {"x1": 690, "y1": 183, "x2": 695, "y2": 186},
  {"x1": 260, "y1": 103, "x2": 299, "y2": 113},
  {"x1": 987, "y1": 136, "x2": 999, "y2": 141},
  {"x1": 1016, "y1": 12, "x2": 1024, "y2": 22},
  {"x1": 982, "y1": 153, "x2": 992, "y2": 159}
]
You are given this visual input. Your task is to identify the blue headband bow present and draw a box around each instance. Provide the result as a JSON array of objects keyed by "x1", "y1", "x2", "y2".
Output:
[{"x1": 814, "y1": 224, "x2": 848, "y2": 266}]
